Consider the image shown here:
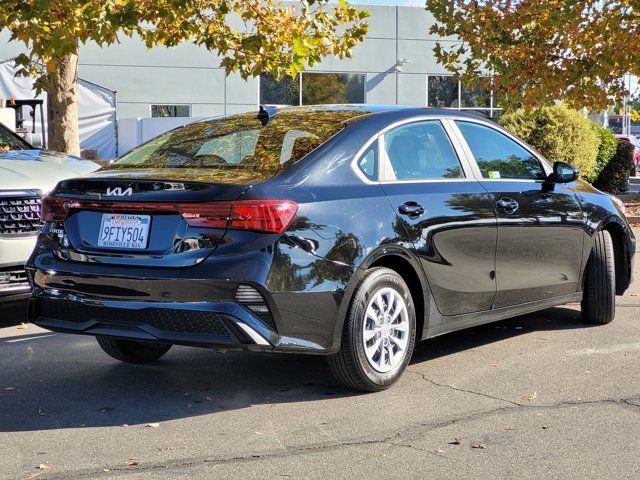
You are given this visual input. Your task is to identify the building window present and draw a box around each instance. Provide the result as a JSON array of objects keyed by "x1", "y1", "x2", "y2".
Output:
[
  {"x1": 427, "y1": 75, "x2": 500, "y2": 119},
  {"x1": 260, "y1": 74, "x2": 300, "y2": 106},
  {"x1": 301, "y1": 73, "x2": 365, "y2": 105},
  {"x1": 151, "y1": 105, "x2": 191, "y2": 118},
  {"x1": 427, "y1": 76, "x2": 459, "y2": 109},
  {"x1": 460, "y1": 82, "x2": 491, "y2": 109},
  {"x1": 260, "y1": 72, "x2": 366, "y2": 106}
]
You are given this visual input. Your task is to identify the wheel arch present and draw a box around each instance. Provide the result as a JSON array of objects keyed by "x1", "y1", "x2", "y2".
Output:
[
  {"x1": 332, "y1": 247, "x2": 429, "y2": 351},
  {"x1": 596, "y1": 217, "x2": 632, "y2": 295}
]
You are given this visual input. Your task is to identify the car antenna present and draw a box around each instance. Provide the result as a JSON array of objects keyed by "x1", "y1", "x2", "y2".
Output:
[{"x1": 258, "y1": 105, "x2": 271, "y2": 126}]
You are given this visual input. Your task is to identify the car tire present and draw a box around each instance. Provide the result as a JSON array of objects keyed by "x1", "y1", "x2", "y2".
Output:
[
  {"x1": 328, "y1": 267, "x2": 417, "y2": 392},
  {"x1": 581, "y1": 230, "x2": 616, "y2": 325},
  {"x1": 96, "y1": 336, "x2": 172, "y2": 363}
]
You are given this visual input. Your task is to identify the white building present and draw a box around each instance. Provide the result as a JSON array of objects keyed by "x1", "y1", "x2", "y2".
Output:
[{"x1": 0, "y1": 4, "x2": 498, "y2": 156}]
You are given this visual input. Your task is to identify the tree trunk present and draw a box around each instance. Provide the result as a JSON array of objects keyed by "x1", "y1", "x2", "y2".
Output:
[{"x1": 46, "y1": 53, "x2": 80, "y2": 156}]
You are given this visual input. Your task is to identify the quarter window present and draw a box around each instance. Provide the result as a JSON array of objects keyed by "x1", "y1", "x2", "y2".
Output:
[
  {"x1": 382, "y1": 121, "x2": 464, "y2": 181},
  {"x1": 455, "y1": 121, "x2": 545, "y2": 180},
  {"x1": 357, "y1": 142, "x2": 378, "y2": 180}
]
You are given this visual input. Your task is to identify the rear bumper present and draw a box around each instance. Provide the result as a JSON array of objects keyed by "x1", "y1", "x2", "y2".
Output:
[{"x1": 29, "y1": 290, "x2": 330, "y2": 354}]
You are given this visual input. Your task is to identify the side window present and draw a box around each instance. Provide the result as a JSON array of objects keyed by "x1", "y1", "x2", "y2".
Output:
[
  {"x1": 455, "y1": 121, "x2": 545, "y2": 180},
  {"x1": 382, "y1": 121, "x2": 464, "y2": 180},
  {"x1": 356, "y1": 142, "x2": 378, "y2": 180}
]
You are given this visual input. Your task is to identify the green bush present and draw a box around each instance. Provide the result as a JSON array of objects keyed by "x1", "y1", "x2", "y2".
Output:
[
  {"x1": 590, "y1": 124, "x2": 618, "y2": 182},
  {"x1": 594, "y1": 139, "x2": 633, "y2": 194},
  {"x1": 499, "y1": 105, "x2": 600, "y2": 180}
]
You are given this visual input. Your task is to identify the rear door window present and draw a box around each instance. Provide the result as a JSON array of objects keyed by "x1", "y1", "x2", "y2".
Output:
[
  {"x1": 455, "y1": 121, "x2": 545, "y2": 180},
  {"x1": 381, "y1": 120, "x2": 464, "y2": 180}
]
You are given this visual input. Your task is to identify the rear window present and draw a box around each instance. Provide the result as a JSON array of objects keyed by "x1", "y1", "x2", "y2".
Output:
[
  {"x1": 108, "y1": 109, "x2": 367, "y2": 181},
  {"x1": 0, "y1": 123, "x2": 30, "y2": 151}
]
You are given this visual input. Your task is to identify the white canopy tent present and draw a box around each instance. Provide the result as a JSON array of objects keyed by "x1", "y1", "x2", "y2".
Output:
[{"x1": 0, "y1": 59, "x2": 117, "y2": 159}]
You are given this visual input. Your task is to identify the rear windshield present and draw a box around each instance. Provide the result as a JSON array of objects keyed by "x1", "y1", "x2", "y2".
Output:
[
  {"x1": 107, "y1": 108, "x2": 367, "y2": 182},
  {"x1": 0, "y1": 123, "x2": 30, "y2": 151}
]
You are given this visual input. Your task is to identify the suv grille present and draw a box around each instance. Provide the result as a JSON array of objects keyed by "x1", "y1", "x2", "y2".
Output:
[
  {"x1": 0, "y1": 266, "x2": 29, "y2": 291},
  {"x1": 0, "y1": 194, "x2": 42, "y2": 235}
]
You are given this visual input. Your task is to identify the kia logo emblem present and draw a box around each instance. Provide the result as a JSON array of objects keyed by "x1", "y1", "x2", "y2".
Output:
[{"x1": 106, "y1": 187, "x2": 133, "y2": 196}]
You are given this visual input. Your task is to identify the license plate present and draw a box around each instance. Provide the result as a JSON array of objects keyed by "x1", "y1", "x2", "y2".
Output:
[{"x1": 97, "y1": 214, "x2": 150, "y2": 250}]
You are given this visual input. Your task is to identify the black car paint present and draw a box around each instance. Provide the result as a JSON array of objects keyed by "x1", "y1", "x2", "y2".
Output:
[{"x1": 26, "y1": 107, "x2": 635, "y2": 354}]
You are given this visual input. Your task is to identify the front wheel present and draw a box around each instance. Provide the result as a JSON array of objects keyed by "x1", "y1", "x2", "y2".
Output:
[
  {"x1": 581, "y1": 230, "x2": 616, "y2": 325},
  {"x1": 96, "y1": 336, "x2": 172, "y2": 363},
  {"x1": 328, "y1": 267, "x2": 416, "y2": 392}
]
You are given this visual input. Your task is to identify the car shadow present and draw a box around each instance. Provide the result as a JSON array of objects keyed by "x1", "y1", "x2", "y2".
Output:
[{"x1": 0, "y1": 305, "x2": 593, "y2": 432}]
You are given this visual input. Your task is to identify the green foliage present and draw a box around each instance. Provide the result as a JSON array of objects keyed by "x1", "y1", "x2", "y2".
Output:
[
  {"x1": 426, "y1": 0, "x2": 638, "y2": 110},
  {"x1": 594, "y1": 139, "x2": 633, "y2": 194},
  {"x1": 0, "y1": 0, "x2": 370, "y2": 91},
  {"x1": 590, "y1": 124, "x2": 618, "y2": 182},
  {"x1": 499, "y1": 105, "x2": 600, "y2": 180}
]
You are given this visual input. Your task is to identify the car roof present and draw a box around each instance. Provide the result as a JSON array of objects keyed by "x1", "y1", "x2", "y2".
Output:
[{"x1": 261, "y1": 104, "x2": 493, "y2": 121}]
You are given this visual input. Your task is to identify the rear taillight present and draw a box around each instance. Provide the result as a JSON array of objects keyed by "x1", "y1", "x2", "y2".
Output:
[
  {"x1": 41, "y1": 195, "x2": 71, "y2": 222},
  {"x1": 41, "y1": 196, "x2": 297, "y2": 234},
  {"x1": 178, "y1": 200, "x2": 297, "y2": 234}
]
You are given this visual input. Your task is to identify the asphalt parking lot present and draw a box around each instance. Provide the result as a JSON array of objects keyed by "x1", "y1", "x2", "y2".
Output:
[{"x1": 1, "y1": 233, "x2": 639, "y2": 480}]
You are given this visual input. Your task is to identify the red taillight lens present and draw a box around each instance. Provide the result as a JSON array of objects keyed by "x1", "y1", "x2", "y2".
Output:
[
  {"x1": 41, "y1": 195, "x2": 72, "y2": 222},
  {"x1": 178, "y1": 199, "x2": 297, "y2": 234},
  {"x1": 229, "y1": 200, "x2": 298, "y2": 234},
  {"x1": 175, "y1": 203, "x2": 232, "y2": 229},
  {"x1": 41, "y1": 196, "x2": 298, "y2": 234}
]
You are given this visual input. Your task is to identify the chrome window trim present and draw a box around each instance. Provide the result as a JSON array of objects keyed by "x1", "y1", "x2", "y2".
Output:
[{"x1": 350, "y1": 115, "x2": 479, "y2": 185}]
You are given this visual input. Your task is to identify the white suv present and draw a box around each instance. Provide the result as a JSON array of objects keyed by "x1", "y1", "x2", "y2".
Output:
[{"x1": 0, "y1": 123, "x2": 100, "y2": 303}]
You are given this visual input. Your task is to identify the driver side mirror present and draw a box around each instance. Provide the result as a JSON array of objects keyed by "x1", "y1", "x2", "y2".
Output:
[{"x1": 548, "y1": 161, "x2": 579, "y2": 184}]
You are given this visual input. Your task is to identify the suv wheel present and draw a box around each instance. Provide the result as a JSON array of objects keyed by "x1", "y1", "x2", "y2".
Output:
[
  {"x1": 96, "y1": 336, "x2": 172, "y2": 363},
  {"x1": 581, "y1": 230, "x2": 616, "y2": 325},
  {"x1": 328, "y1": 267, "x2": 416, "y2": 392}
]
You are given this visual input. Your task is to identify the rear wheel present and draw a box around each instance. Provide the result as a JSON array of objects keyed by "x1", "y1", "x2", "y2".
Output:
[
  {"x1": 96, "y1": 336, "x2": 172, "y2": 363},
  {"x1": 328, "y1": 267, "x2": 416, "y2": 392},
  {"x1": 581, "y1": 230, "x2": 616, "y2": 325}
]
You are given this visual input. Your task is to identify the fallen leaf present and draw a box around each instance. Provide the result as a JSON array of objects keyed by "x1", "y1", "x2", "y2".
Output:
[
  {"x1": 184, "y1": 392, "x2": 192, "y2": 397},
  {"x1": 525, "y1": 391, "x2": 538, "y2": 402},
  {"x1": 505, "y1": 426, "x2": 514, "y2": 431},
  {"x1": 472, "y1": 443, "x2": 486, "y2": 449},
  {"x1": 448, "y1": 437, "x2": 462, "y2": 445},
  {"x1": 205, "y1": 397, "x2": 214, "y2": 401},
  {"x1": 36, "y1": 464, "x2": 50, "y2": 470},
  {"x1": 121, "y1": 424, "x2": 129, "y2": 428},
  {"x1": 37, "y1": 408, "x2": 46, "y2": 416},
  {"x1": 542, "y1": 425, "x2": 549, "y2": 430},
  {"x1": 630, "y1": 293, "x2": 639, "y2": 297},
  {"x1": 435, "y1": 448, "x2": 444, "y2": 454},
  {"x1": 17, "y1": 323, "x2": 28, "y2": 330},
  {"x1": 3, "y1": 386, "x2": 15, "y2": 392},
  {"x1": 103, "y1": 468, "x2": 111, "y2": 472},
  {"x1": 146, "y1": 422, "x2": 160, "y2": 428},
  {"x1": 127, "y1": 459, "x2": 139, "y2": 466}
]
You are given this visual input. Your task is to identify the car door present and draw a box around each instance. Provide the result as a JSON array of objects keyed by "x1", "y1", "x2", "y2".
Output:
[
  {"x1": 451, "y1": 119, "x2": 584, "y2": 308},
  {"x1": 375, "y1": 118, "x2": 498, "y2": 316}
]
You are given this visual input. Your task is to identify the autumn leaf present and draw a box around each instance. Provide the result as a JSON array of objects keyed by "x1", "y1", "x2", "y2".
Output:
[
  {"x1": 448, "y1": 437, "x2": 462, "y2": 445},
  {"x1": 146, "y1": 422, "x2": 160, "y2": 428},
  {"x1": 472, "y1": 443, "x2": 486, "y2": 449}
]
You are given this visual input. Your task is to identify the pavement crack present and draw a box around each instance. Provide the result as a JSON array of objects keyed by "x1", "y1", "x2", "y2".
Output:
[{"x1": 405, "y1": 369, "x2": 524, "y2": 406}]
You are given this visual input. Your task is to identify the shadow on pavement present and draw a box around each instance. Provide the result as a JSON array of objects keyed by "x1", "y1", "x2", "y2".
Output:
[{"x1": 0, "y1": 305, "x2": 591, "y2": 433}]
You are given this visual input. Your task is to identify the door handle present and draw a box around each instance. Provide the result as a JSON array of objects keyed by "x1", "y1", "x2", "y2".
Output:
[
  {"x1": 398, "y1": 201, "x2": 426, "y2": 219},
  {"x1": 496, "y1": 197, "x2": 519, "y2": 214}
]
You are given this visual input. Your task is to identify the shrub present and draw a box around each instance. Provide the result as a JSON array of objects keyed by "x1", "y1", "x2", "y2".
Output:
[
  {"x1": 594, "y1": 139, "x2": 633, "y2": 194},
  {"x1": 499, "y1": 105, "x2": 600, "y2": 180},
  {"x1": 590, "y1": 124, "x2": 618, "y2": 182}
]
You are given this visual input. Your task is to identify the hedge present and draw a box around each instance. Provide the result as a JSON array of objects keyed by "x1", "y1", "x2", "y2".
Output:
[
  {"x1": 499, "y1": 105, "x2": 600, "y2": 180},
  {"x1": 590, "y1": 123, "x2": 618, "y2": 182},
  {"x1": 593, "y1": 139, "x2": 633, "y2": 194}
]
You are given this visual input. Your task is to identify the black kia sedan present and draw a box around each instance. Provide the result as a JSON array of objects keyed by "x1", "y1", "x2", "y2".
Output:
[{"x1": 26, "y1": 105, "x2": 634, "y2": 391}]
